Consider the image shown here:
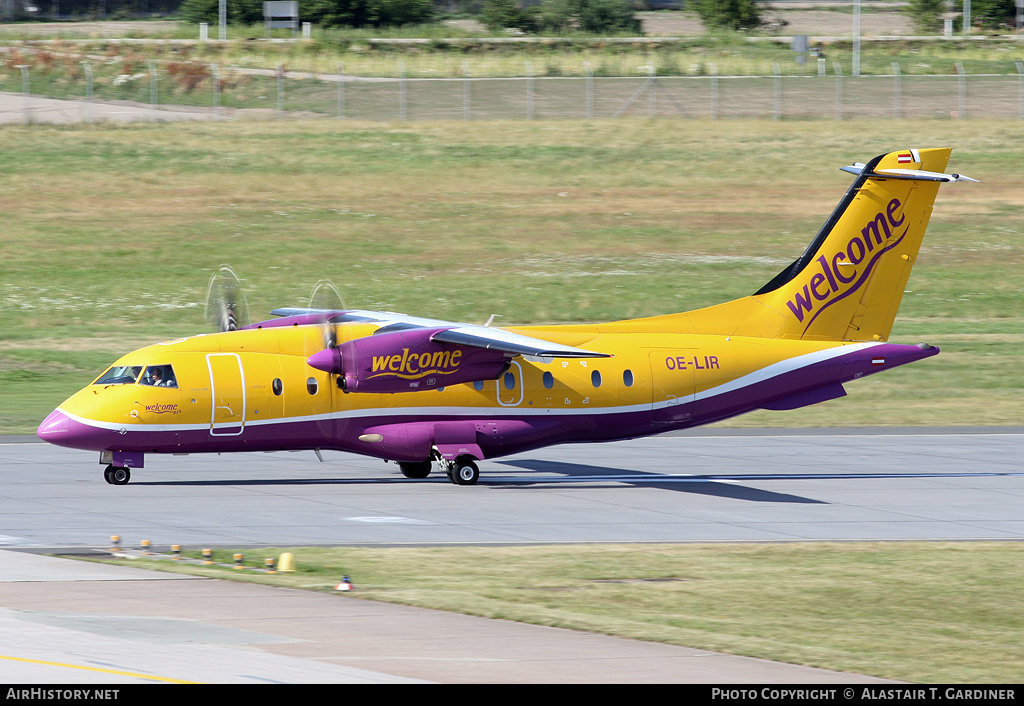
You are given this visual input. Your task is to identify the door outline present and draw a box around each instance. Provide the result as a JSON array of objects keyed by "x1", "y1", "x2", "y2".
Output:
[
  {"x1": 496, "y1": 360, "x2": 524, "y2": 407},
  {"x1": 207, "y1": 353, "x2": 246, "y2": 436},
  {"x1": 648, "y1": 350, "x2": 695, "y2": 426}
]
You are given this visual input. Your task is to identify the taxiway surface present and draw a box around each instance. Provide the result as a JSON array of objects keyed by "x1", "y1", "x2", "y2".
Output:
[
  {"x1": 3, "y1": 428, "x2": 1023, "y2": 548},
  {"x1": 2, "y1": 428, "x2": 1021, "y2": 684}
]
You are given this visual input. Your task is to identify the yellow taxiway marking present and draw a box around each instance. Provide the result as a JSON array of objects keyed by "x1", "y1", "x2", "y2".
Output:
[{"x1": 0, "y1": 654, "x2": 198, "y2": 684}]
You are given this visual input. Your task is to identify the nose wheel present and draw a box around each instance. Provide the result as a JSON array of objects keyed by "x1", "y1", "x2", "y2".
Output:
[{"x1": 103, "y1": 465, "x2": 131, "y2": 485}]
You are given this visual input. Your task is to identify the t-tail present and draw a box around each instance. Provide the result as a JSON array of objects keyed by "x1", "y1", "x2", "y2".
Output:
[{"x1": 643, "y1": 148, "x2": 976, "y2": 342}]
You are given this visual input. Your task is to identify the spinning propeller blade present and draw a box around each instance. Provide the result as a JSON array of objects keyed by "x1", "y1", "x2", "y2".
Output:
[{"x1": 205, "y1": 265, "x2": 250, "y2": 332}]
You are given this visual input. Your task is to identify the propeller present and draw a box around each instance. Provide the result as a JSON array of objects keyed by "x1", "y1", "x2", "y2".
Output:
[
  {"x1": 305, "y1": 279, "x2": 351, "y2": 388},
  {"x1": 205, "y1": 265, "x2": 250, "y2": 332},
  {"x1": 308, "y1": 279, "x2": 346, "y2": 349}
]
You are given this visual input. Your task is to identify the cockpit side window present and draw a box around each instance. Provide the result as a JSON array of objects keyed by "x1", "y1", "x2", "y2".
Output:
[
  {"x1": 140, "y1": 365, "x2": 178, "y2": 388},
  {"x1": 94, "y1": 365, "x2": 142, "y2": 385}
]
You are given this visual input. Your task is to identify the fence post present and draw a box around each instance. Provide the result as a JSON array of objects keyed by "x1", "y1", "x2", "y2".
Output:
[
  {"x1": 463, "y1": 60, "x2": 471, "y2": 122},
  {"x1": 337, "y1": 61, "x2": 345, "y2": 119},
  {"x1": 525, "y1": 61, "x2": 534, "y2": 120},
  {"x1": 211, "y1": 62, "x2": 221, "y2": 119},
  {"x1": 585, "y1": 61, "x2": 593, "y2": 119},
  {"x1": 277, "y1": 63, "x2": 284, "y2": 119},
  {"x1": 17, "y1": 65, "x2": 30, "y2": 124},
  {"x1": 708, "y1": 62, "x2": 719, "y2": 120},
  {"x1": 1016, "y1": 60, "x2": 1023, "y2": 120},
  {"x1": 81, "y1": 61, "x2": 93, "y2": 124},
  {"x1": 772, "y1": 62, "x2": 781, "y2": 120},
  {"x1": 399, "y1": 59, "x2": 407, "y2": 121},
  {"x1": 833, "y1": 62, "x2": 844, "y2": 121},
  {"x1": 955, "y1": 62, "x2": 966, "y2": 119},
  {"x1": 892, "y1": 61, "x2": 901, "y2": 120},
  {"x1": 648, "y1": 66, "x2": 656, "y2": 117},
  {"x1": 147, "y1": 61, "x2": 158, "y2": 122}
]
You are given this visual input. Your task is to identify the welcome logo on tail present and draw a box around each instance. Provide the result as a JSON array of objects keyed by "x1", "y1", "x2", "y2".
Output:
[
  {"x1": 751, "y1": 148, "x2": 976, "y2": 343},
  {"x1": 784, "y1": 195, "x2": 908, "y2": 328}
]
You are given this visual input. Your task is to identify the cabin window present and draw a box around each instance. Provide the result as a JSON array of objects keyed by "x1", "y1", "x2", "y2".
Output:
[
  {"x1": 140, "y1": 365, "x2": 178, "y2": 388},
  {"x1": 272, "y1": 378, "x2": 283, "y2": 396},
  {"x1": 623, "y1": 369, "x2": 634, "y2": 387},
  {"x1": 503, "y1": 372, "x2": 516, "y2": 390},
  {"x1": 306, "y1": 377, "x2": 319, "y2": 395},
  {"x1": 473, "y1": 380, "x2": 484, "y2": 391},
  {"x1": 591, "y1": 370, "x2": 602, "y2": 388},
  {"x1": 543, "y1": 371, "x2": 554, "y2": 389},
  {"x1": 94, "y1": 365, "x2": 142, "y2": 386}
]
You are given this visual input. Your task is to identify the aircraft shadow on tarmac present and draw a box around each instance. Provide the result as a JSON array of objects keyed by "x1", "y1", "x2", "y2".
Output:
[
  {"x1": 494, "y1": 459, "x2": 825, "y2": 503},
  {"x1": 131, "y1": 461, "x2": 1023, "y2": 505},
  {"x1": 129, "y1": 463, "x2": 820, "y2": 502}
]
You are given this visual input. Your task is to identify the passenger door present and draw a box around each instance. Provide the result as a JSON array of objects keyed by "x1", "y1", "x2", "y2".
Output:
[{"x1": 207, "y1": 353, "x2": 246, "y2": 436}]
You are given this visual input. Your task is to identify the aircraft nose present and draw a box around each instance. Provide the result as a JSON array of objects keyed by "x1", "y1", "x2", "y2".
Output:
[{"x1": 37, "y1": 409, "x2": 71, "y2": 446}]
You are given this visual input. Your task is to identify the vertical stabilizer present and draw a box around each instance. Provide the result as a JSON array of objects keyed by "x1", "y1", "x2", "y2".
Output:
[
  {"x1": 748, "y1": 148, "x2": 969, "y2": 342},
  {"x1": 591, "y1": 149, "x2": 973, "y2": 341}
]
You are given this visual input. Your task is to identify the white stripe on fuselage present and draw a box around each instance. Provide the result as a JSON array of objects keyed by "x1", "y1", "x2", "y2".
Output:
[{"x1": 66, "y1": 343, "x2": 882, "y2": 434}]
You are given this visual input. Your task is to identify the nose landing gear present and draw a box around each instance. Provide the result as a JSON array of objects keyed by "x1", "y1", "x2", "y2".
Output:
[{"x1": 103, "y1": 465, "x2": 131, "y2": 485}]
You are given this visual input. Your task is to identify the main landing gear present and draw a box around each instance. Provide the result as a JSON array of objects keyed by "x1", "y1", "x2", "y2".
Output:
[
  {"x1": 397, "y1": 455, "x2": 480, "y2": 485},
  {"x1": 103, "y1": 465, "x2": 131, "y2": 485}
]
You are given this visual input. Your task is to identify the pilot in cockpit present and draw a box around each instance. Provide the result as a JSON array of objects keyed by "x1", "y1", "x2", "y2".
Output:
[{"x1": 143, "y1": 366, "x2": 178, "y2": 388}]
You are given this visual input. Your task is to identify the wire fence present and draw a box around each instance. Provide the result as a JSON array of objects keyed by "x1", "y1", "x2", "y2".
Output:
[{"x1": 3, "y1": 61, "x2": 1024, "y2": 123}]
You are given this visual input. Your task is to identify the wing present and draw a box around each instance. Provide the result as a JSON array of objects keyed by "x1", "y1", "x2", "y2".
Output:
[{"x1": 265, "y1": 308, "x2": 611, "y2": 359}]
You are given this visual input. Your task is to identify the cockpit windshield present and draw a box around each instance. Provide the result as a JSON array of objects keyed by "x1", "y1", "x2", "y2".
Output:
[
  {"x1": 94, "y1": 365, "x2": 142, "y2": 385},
  {"x1": 94, "y1": 364, "x2": 178, "y2": 388},
  {"x1": 140, "y1": 365, "x2": 178, "y2": 388}
]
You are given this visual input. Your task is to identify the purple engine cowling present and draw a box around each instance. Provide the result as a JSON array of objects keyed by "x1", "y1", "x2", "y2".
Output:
[{"x1": 307, "y1": 327, "x2": 510, "y2": 393}]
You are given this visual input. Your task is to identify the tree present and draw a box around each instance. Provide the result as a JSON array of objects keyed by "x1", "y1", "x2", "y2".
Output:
[
  {"x1": 480, "y1": 0, "x2": 538, "y2": 32},
  {"x1": 484, "y1": 0, "x2": 641, "y2": 34},
  {"x1": 694, "y1": 0, "x2": 763, "y2": 32},
  {"x1": 904, "y1": 0, "x2": 946, "y2": 33},
  {"x1": 179, "y1": 0, "x2": 264, "y2": 25},
  {"x1": 179, "y1": 0, "x2": 434, "y2": 28},
  {"x1": 971, "y1": 0, "x2": 1017, "y2": 29}
]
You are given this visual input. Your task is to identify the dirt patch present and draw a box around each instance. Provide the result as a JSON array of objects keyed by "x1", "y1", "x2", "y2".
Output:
[
  {"x1": 638, "y1": 9, "x2": 915, "y2": 37},
  {"x1": 0, "y1": 21, "x2": 180, "y2": 37}
]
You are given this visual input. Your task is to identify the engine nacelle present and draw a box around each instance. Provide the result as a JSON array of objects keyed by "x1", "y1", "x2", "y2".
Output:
[{"x1": 307, "y1": 327, "x2": 510, "y2": 393}]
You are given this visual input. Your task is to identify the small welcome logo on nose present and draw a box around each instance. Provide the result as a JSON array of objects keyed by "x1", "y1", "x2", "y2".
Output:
[{"x1": 145, "y1": 403, "x2": 180, "y2": 415}]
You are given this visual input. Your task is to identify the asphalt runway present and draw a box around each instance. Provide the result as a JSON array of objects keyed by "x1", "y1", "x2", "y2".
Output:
[
  {"x1": 2, "y1": 428, "x2": 1021, "y2": 684},
  {"x1": 3, "y1": 428, "x2": 1023, "y2": 548}
]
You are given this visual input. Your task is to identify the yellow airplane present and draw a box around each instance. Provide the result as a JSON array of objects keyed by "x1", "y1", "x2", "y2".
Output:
[{"x1": 37, "y1": 148, "x2": 975, "y2": 486}]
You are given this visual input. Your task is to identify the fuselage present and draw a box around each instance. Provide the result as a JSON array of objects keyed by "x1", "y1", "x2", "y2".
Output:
[
  {"x1": 37, "y1": 321, "x2": 937, "y2": 469},
  {"x1": 36, "y1": 148, "x2": 967, "y2": 480}
]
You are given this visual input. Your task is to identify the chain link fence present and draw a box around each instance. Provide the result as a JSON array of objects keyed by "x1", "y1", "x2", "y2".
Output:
[{"x1": 3, "y1": 61, "x2": 1024, "y2": 123}]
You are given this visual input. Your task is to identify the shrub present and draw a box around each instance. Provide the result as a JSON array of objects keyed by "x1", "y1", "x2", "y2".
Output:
[{"x1": 694, "y1": 0, "x2": 763, "y2": 32}]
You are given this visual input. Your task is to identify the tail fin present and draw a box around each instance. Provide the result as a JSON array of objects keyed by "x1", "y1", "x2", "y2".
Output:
[
  {"x1": 723, "y1": 148, "x2": 974, "y2": 342},
  {"x1": 597, "y1": 149, "x2": 974, "y2": 341},
  {"x1": 751, "y1": 148, "x2": 977, "y2": 341}
]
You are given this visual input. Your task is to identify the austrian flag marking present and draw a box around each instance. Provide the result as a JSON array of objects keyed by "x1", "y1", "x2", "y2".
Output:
[
  {"x1": 897, "y1": 149, "x2": 921, "y2": 164},
  {"x1": 872, "y1": 358, "x2": 885, "y2": 366}
]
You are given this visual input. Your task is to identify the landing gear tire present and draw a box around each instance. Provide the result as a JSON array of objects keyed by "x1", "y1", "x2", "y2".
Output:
[
  {"x1": 399, "y1": 460, "x2": 432, "y2": 479},
  {"x1": 104, "y1": 465, "x2": 131, "y2": 485},
  {"x1": 451, "y1": 456, "x2": 480, "y2": 486}
]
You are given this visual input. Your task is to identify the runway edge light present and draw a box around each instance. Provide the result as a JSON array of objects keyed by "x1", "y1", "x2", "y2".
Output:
[{"x1": 278, "y1": 552, "x2": 296, "y2": 572}]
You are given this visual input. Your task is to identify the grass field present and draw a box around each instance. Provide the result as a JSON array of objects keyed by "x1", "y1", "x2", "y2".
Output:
[
  {"x1": 92, "y1": 541, "x2": 1024, "y2": 682},
  {"x1": 1, "y1": 118, "x2": 1021, "y2": 433}
]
